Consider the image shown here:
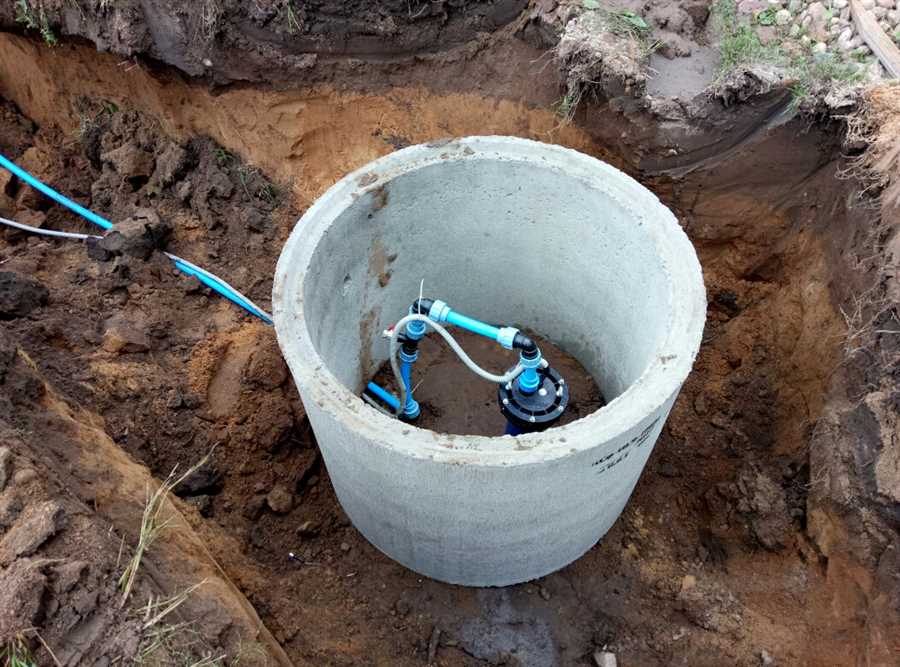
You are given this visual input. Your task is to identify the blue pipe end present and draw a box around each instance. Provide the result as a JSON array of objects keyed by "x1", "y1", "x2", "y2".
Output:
[{"x1": 366, "y1": 382, "x2": 401, "y2": 411}]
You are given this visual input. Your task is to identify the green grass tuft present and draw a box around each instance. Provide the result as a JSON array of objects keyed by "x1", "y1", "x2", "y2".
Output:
[{"x1": 14, "y1": 0, "x2": 58, "y2": 46}]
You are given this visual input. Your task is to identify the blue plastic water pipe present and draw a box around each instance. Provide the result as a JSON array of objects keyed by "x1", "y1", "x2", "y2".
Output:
[
  {"x1": 169, "y1": 258, "x2": 272, "y2": 324},
  {"x1": 0, "y1": 152, "x2": 271, "y2": 324},
  {"x1": 366, "y1": 381, "x2": 401, "y2": 411},
  {"x1": 422, "y1": 299, "x2": 542, "y2": 395},
  {"x1": 397, "y1": 316, "x2": 426, "y2": 418},
  {"x1": 0, "y1": 154, "x2": 113, "y2": 230}
]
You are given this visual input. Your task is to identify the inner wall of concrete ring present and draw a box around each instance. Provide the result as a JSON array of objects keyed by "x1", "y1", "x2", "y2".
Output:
[{"x1": 273, "y1": 136, "x2": 706, "y2": 586}]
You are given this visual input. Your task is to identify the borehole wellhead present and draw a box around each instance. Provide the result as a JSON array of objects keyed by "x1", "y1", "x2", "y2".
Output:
[{"x1": 366, "y1": 297, "x2": 570, "y2": 434}]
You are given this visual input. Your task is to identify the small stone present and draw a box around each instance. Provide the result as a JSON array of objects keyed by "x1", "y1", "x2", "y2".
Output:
[
  {"x1": 13, "y1": 209, "x2": 46, "y2": 230},
  {"x1": 0, "y1": 447, "x2": 10, "y2": 492},
  {"x1": 812, "y1": 40, "x2": 828, "y2": 53},
  {"x1": 152, "y1": 142, "x2": 189, "y2": 188},
  {"x1": 266, "y1": 483, "x2": 294, "y2": 514},
  {"x1": 242, "y1": 495, "x2": 266, "y2": 520},
  {"x1": 807, "y1": 2, "x2": 830, "y2": 38},
  {"x1": 738, "y1": 0, "x2": 768, "y2": 17},
  {"x1": 174, "y1": 460, "x2": 223, "y2": 497},
  {"x1": 594, "y1": 651, "x2": 618, "y2": 667},
  {"x1": 85, "y1": 237, "x2": 112, "y2": 262},
  {"x1": 101, "y1": 314, "x2": 150, "y2": 354},
  {"x1": 757, "y1": 25, "x2": 778, "y2": 43},
  {"x1": 874, "y1": 6, "x2": 887, "y2": 18},
  {"x1": 833, "y1": 0, "x2": 848, "y2": 7},
  {"x1": 838, "y1": 28, "x2": 855, "y2": 50},
  {"x1": 340, "y1": 541, "x2": 351, "y2": 552},
  {"x1": 297, "y1": 520, "x2": 320, "y2": 537},
  {"x1": 760, "y1": 648, "x2": 776, "y2": 665},
  {"x1": 867, "y1": 60, "x2": 886, "y2": 80},
  {"x1": 101, "y1": 142, "x2": 155, "y2": 181},
  {"x1": 395, "y1": 599, "x2": 411, "y2": 617},
  {"x1": 12, "y1": 468, "x2": 36, "y2": 486},
  {"x1": 876, "y1": 0, "x2": 893, "y2": 8},
  {"x1": 789, "y1": 23, "x2": 801, "y2": 36},
  {"x1": 98, "y1": 209, "x2": 171, "y2": 261},
  {"x1": 539, "y1": 585, "x2": 551, "y2": 601},
  {"x1": 165, "y1": 389, "x2": 184, "y2": 409},
  {"x1": 775, "y1": 8, "x2": 792, "y2": 24},
  {"x1": 0, "y1": 500, "x2": 64, "y2": 566},
  {"x1": 861, "y1": 0, "x2": 875, "y2": 9},
  {"x1": 175, "y1": 180, "x2": 192, "y2": 202},
  {"x1": 186, "y1": 494, "x2": 213, "y2": 517}
]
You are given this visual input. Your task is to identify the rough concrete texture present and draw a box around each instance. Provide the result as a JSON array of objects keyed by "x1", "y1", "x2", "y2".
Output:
[{"x1": 273, "y1": 137, "x2": 706, "y2": 586}]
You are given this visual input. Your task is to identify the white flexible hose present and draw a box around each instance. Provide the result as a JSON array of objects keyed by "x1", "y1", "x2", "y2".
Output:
[
  {"x1": 162, "y1": 252, "x2": 273, "y2": 322},
  {"x1": 0, "y1": 215, "x2": 273, "y2": 324},
  {"x1": 389, "y1": 313, "x2": 525, "y2": 418},
  {"x1": 0, "y1": 215, "x2": 102, "y2": 240}
]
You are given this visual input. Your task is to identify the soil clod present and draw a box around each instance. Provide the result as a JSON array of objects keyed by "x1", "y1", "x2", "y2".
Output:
[{"x1": 0, "y1": 270, "x2": 48, "y2": 319}]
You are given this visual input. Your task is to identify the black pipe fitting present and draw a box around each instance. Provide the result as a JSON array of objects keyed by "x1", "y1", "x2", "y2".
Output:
[
  {"x1": 512, "y1": 333, "x2": 538, "y2": 358},
  {"x1": 411, "y1": 297, "x2": 435, "y2": 315}
]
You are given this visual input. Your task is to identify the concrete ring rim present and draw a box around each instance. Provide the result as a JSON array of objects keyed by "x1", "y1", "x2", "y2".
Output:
[{"x1": 273, "y1": 136, "x2": 706, "y2": 466}]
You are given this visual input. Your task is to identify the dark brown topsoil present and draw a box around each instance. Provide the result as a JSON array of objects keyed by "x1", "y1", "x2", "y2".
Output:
[
  {"x1": 0, "y1": 0, "x2": 529, "y2": 85},
  {"x1": 370, "y1": 329, "x2": 605, "y2": 435}
]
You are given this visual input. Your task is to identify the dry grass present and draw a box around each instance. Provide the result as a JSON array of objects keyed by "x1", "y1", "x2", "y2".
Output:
[
  {"x1": 118, "y1": 451, "x2": 214, "y2": 606},
  {"x1": 839, "y1": 285, "x2": 898, "y2": 359},
  {"x1": 843, "y1": 85, "x2": 900, "y2": 207},
  {"x1": 1, "y1": 630, "x2": 61, "y2": 667},
  {"x1": 140, "y1": 580, "x2": 208, "y2": 630}
]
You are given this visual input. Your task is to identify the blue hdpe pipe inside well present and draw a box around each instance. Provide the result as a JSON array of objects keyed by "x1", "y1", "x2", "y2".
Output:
[
  {"x1": 366, "y1": 381, "x2": 400, "y2": 411},
  {"x1": 400, "y1": 360, "x2": 419, "y2": 418},
  {"x1": 444, "y1": 310, "x2": 501, "y2": 341}
]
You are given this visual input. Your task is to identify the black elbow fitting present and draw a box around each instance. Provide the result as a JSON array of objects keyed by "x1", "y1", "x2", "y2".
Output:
[
  {"x1": 512, "y1": 333, "x2": 538, "y2": 358},
  {"x1": 411, "y1": 297, "x2": 435, "y2": 315}
]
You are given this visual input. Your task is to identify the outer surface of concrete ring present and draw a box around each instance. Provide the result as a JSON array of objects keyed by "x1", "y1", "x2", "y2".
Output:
[{"x1": 274, "y1": 136, "x2": 706, "y2": 586}]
